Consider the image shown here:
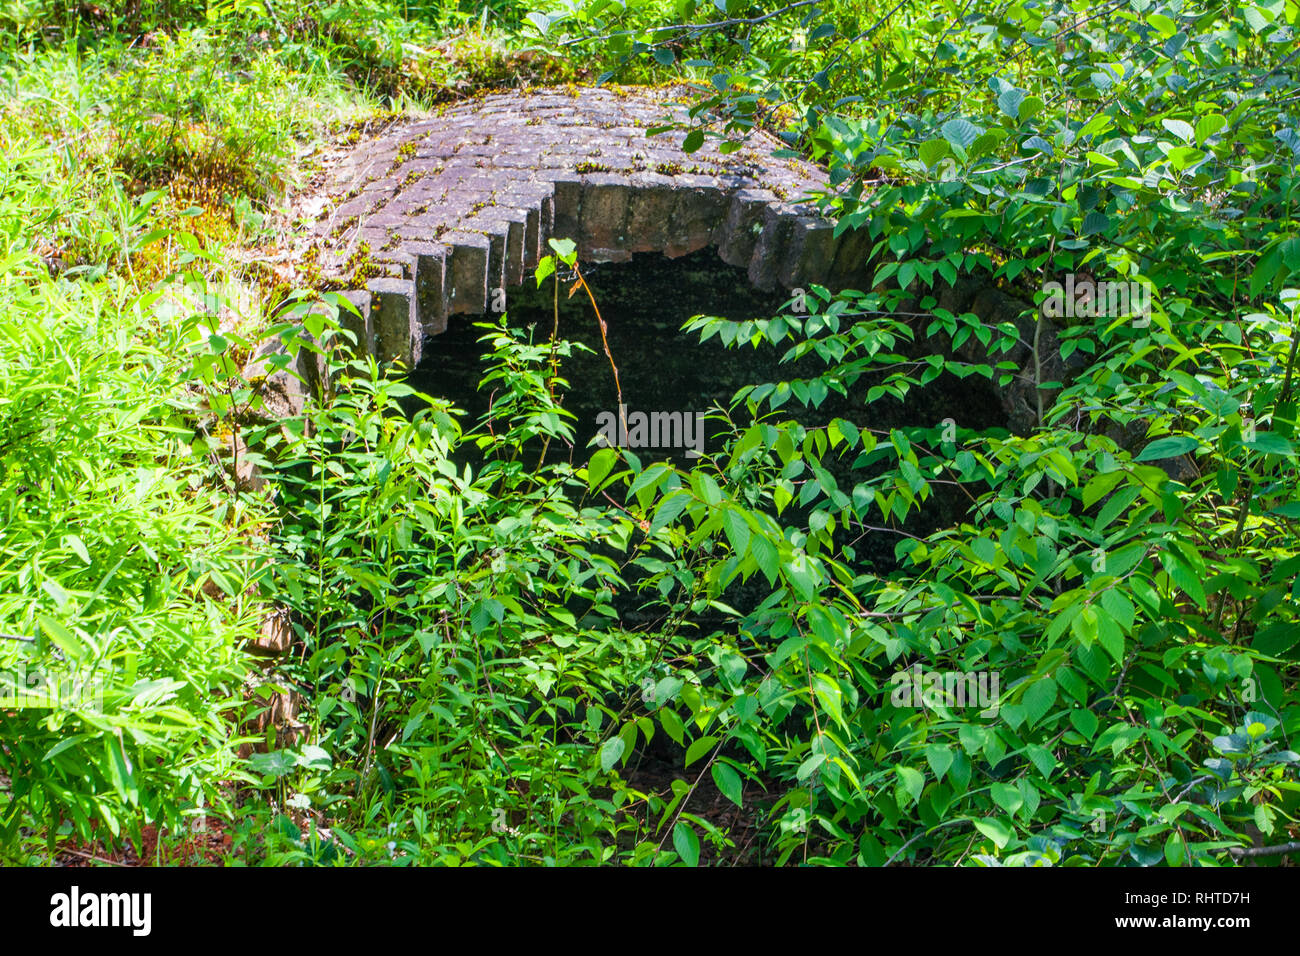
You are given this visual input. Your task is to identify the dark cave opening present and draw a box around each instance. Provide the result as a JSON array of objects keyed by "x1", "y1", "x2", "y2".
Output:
[{"x1": 405, "y1": 248, "x2": 1010, "y2": 584}]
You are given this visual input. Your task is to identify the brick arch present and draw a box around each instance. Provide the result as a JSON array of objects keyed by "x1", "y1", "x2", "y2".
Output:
[{"x1": 302, "y1": 86, "x2": 867, "y2": 367}]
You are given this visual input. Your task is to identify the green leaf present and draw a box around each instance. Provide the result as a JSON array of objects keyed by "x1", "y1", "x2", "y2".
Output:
[
  {"x1": 673, "y1": 821, "x2": 701, "y2": 866},
  {"x1": 1023, "y1": 676, "x2": 1057, "y2": 727},
  {"x1": 1252, "y1": 622, "x2": 1300, "y2": 656},
  {"x1": 1194, "y1": 114, "x2": 1227, "y2": 143},
  {"x1": 296, "y1": 745, "x2": 332, "y2": 770},
  {"x1": 683, "y1": 129, "x2": 705, "y2": 153},
  {"x1": 1100, "y1": 589, "x2": 1136, "y2": 631},
  {"x1": 1161, "y1": 119, "x2": 1195, "y2": 144},
  {"x1": 105, "y1": 734, "x2": 138, "y2": 804},
  {"x1": 38, "y1": 615, "x2": 84, "y2": 662},
  {"x1": 1083, "y1": 471, "x2": 1126, "y2": 508},
  {"x1": 1081, "y1": 211, "x2": 1110, "y2": 236},
  {"x1": 925, "y1": 744, "x2": 954, "y2": 781},
  {"x1": 751, "y1": 533, "x2": 779, "y2": 584},
  {"x1": 248, "y1": 749, "x2": 297, "y2": 778},
  {"x1": 685, "y1": 735, "x2": 717, "y2": 767},
  {"x1": 941, "y1": 118, "x2": 982, "y2": 150},
  {"x1": 1025, "y1": 744, "x2": 1057, "y2": 778},
  {"x1": 712, "y1": 762, "x2": 744, "y2": 807},
  {"x1": 599, "y1": 737, "x2": 626, "y2": 772},
  {"x1": 721, "y1": 507, "x2": 751, "y2": 555},
  {"x1": 40, "y1": 579, "x2": 71, "y2": 611},
  {"x1": 1096, "y1": 608, "x2": 1125, "y2": 663},
  {"x1": 1070, "y1": 707, "x2": 1099, "y2": 740},
  {"x1": 1244, "y1": 432, "x2": 1295, "y2": 457},
  {"x1": 547, "y1": 237, "x2": 576, "y2": 260},
  {"x1": 997, "y1": 89, "x2": 1025, "y2": 119},
  {"x1": 1096, "y1": 485, "x2": 1140, "y2": 531},
  {"x1": 1243, "y1": 5, "x2": 1269, "y2": 31},
  {"x1": 660, "y1": 709, "x2": 685, "y2": 745},
  {"x1": 919, "y1": 138, "x2": 951, "y2": 169},
  {"x1": 974, "y1": 817, "x2": 1013, "y2": 849},
  {"x1": 1164, "y1": 832, "x2": 1185, "y2": 866},
  {"x1": 586, "y1": 447, "x2": 618, "y2": 490},
  {"x1": 991, "y1": 782, "x2": 1023, "y2": 815},
  {"x1": 798, "y1": 752, "x2": 826, "y2": 782},
  {"x1": 1136, "y1": 436, "x2": 1198, "y2": 461},
  {"x1": 1071, "y1": 605, "x2": 1099, "y2": 647},
  {"x1": 1148, "y1": 13, "x2": 1177, "y2": 36},
  {"x1": 897, "y1": 765, "x2": 925, "y2": 804},
  {"x1": 64, "y1": 534, "x2": 91, "y2": 565},
  {"x1": 1163, "y1": 551, "x2": 1207, "y2": 609}
]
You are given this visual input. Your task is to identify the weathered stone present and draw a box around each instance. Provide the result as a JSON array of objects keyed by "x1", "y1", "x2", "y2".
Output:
[
  {"x1": 402, "y1": 241, "x2": 450, "y2": 338},
  {"x1": 624, "y1": 174, "x2": 678, "y2": 252},
  {"x1": 577, "y1": 174, "x2": 632, "y2": 259},
  {"x1": 716, "y1": 189, "x2": 773, "y2": 269},
  {"x1": 246, "y1": 336, "x2": 315, "y2": 421},
  {"x1": 779, "y1": 216, "x2": 838, "y2": 288},
  {"x1": 537, "y1": 193, "x2": 555, "y2": 253},
  {"x1": 367, "y1": 278, "x2": 419, "y2": 367},
  {"x1": 445, "y1": 232, "x2": 491, "y2": 315},
  {"x1": 828, "y1": 225, "x2": 872, "y2": 290},
  {"x1": 748, "y1": 207, "x2": 793, "y2": 292},
  {"x1": 550, "y1": 174, "x2": 584, "y2": 240},
  {"x1": 665, "y1": 186, "x2": 728, "y2": 259},
  {"x1": 248, "y1": 608, "x2": 293, "y2": 657},
  {"x1": 521, "y1": 205, "x2": 540, "y2": 267},
  {"x1": 473, "y1": 210, "x2": 528, "y2": 288},
  {"x1": 473, "y1": 220, "x2": 511, "y2": 296}
]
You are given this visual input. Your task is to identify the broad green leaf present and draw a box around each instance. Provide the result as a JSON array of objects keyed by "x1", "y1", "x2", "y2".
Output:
[
  {"x1": 712, "y1": 762, "x2": 743, "y2": 807},
  {"x1": 1023, "y1": 676, "x2": 1057, "y2": 726},
  {"x1": 1136, "y1": 436, "x2": 1197, "y2": 461},
  {"x1": 919, "y1": 138, "x2": 951, "y2": 169},
  {"x1": 599, "y1": 737, "x2": 626, "y2": 772},
  {"x1": 941, "y1": 118, "x2": 982, "y2": 150},
  {"x1": 673, "y1": 821, "x2": 701, "y2": 866},
  {"x1": 1161, "y1": 118, "x2": 1195, "y2": 143},
  {"x1": 897, "y1": 765, "x2": 925, "y2": 804},
  {"x1": 586, "y1": 447, "x2": 618, "y2": 490},
  {"x1": 926, "y1": 744, "x2": 954, "y2": 781},
  {"x1": 974, "y1": 817, "x2": 1013, "y2": 849},
  {"x1": 685, "y1": 735, "x2": 717, "y2": 767}
]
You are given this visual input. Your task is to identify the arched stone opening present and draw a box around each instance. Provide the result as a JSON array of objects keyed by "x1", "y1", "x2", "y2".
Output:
[{"x1": 303, "y1": 86, "x2": 867, "y2": 369}]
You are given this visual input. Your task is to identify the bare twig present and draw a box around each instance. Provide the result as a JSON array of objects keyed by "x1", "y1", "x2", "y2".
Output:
[{"x1": 1229, "y1": 840, "x2": 1300, "y2": 859}]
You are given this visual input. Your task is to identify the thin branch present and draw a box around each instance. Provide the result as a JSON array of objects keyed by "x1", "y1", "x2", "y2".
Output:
[{"x1": 1229, "y1": 840, "x2": 1300, "y2": 859}]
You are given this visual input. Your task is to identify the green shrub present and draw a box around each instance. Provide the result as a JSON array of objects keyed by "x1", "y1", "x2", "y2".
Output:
[{"x1": 0, "y1": 246, "x2": 261, "y2": 859}]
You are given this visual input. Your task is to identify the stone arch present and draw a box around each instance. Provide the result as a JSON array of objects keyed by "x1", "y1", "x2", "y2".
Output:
[{"x1": 302, "y1": 86, "x2": 867, "y2": 367}]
